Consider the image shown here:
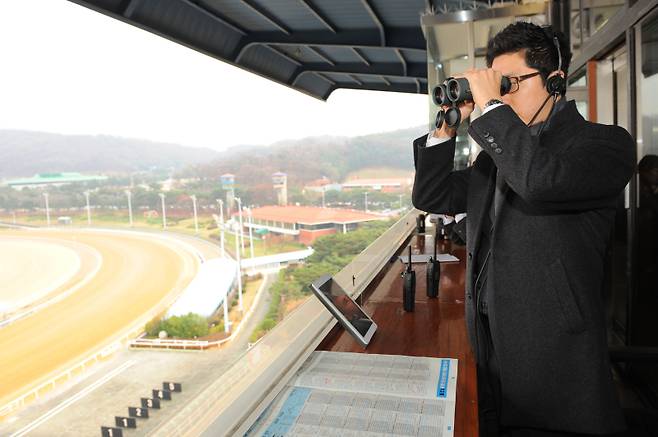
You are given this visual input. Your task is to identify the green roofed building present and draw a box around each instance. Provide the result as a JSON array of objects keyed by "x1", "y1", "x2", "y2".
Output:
[{"x1": 5, "y1": 172, "x2": 108, "y2": 189}]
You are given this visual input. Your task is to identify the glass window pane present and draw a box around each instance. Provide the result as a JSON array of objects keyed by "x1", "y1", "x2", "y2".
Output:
[
  {"x1": 636, "y1": 12, "x2": 658, "y2": 342},
  {"x1": 581, "y1": 0, "x2": 625, "y2": 44},
  {"x1": 571, "y1": 3, "x2": 583, "y2": 58},
  {"x1": 632, "y1": 10, "x2": 658, "y2": 396}
]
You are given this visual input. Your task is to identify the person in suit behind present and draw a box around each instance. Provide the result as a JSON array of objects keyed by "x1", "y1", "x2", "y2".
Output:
[{"x1": 411, "y1": 22, "x2": 635, "y2": 436}]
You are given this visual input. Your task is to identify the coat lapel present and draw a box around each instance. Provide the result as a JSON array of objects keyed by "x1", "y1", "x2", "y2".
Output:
[
  {"x1": 491, "y1": 169, "x2": 510, "y2": 233},
  {"x1": 468, "y1": 158, "x2": 497, "y2": 257}
]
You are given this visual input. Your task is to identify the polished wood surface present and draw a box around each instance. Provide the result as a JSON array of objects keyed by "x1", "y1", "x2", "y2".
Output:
[{"x1": 317, "y1": 232, "x2": 479, "y2": 437}]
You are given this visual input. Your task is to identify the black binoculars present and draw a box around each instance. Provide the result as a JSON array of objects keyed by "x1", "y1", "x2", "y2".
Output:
[{"x1": 432, "y1": 76, "x2": 512, "y2": 129}]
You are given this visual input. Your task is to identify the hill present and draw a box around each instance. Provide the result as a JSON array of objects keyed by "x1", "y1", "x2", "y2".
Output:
[
  {"x1": 0, "y1": 124, "x2": 429, "y2": 183},
  {"x1": 0, "y1": 130, "x2": 220, "y2": 177},
  {"x1": 189, "y1": 124, "x2": 427, "y2": 186}
]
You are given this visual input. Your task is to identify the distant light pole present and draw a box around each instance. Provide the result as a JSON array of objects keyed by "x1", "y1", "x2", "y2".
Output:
[
  {"x1": 159, "y1": 193, "x2": 167, "y2": 230},
  {"x1": 84, "y1": 191, "x2": 91, "y2": 226},
  {"x1": 321, "y1": 189, "x2": 326, "y2": 208},
  {"x1": 190, "y1": 194, "x2": 199, "y2": 235},
  {"x1": 43, "y1": 193, "x2": 50, "y2": 227},
  {"x1": 247, "y1": 208, "x2": 255, "y2": 272},
  {"x1": 235, "y1": 197, "x2": 245, "y2": 255},
  {"x1": 216, "y1": 199, "x2": 225, "y2": 257},
  {"x1": 223, "y1": 291, "x2": 231, "y2": 334},
  {"x1": 125, "y1": 190, "x2": 133, "y2": 227},
  {"x1": 364, "y1": 191, "x2": 368, "y2": 213},
  {"x1": 235, "y1": 229, "x2": 243, "y2": 312}
]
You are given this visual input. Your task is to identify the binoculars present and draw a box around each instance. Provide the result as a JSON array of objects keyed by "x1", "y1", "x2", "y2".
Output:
[{"x1": 432, "y1": 76, "x2": 512, "y2": 129}]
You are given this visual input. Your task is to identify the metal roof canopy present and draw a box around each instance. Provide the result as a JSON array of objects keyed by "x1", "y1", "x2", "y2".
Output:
[
  {"x1": 68, "y1": 0, "x2": 437, "y2": 100},
  {"x1": 68, "y1": 1, "x2": 547, "y2": 100}
]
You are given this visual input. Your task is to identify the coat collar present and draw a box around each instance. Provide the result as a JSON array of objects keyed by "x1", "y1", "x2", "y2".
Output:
[
  {"x1": 528, "y1": 97, "x2": 569, "y2": 136},
  {"x1": 540, "y1": 99, "x2": 586, "y2": 144}
]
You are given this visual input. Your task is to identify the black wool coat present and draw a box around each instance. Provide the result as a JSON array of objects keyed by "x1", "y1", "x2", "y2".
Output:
[{"x1": 411, "y1": 101, "x2": 635, "y2": 434}]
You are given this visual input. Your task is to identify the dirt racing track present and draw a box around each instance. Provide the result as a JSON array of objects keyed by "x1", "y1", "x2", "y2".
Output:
[{"x1": 0, "y1": 228, "x2": 199, "y2": 414}]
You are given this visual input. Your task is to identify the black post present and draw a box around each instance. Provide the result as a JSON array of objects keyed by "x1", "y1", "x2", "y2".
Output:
[{"x1": 549, "y1": 0, "x2": 571, "y2": 48}]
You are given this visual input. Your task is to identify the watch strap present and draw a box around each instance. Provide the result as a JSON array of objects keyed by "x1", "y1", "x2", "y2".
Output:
[{"x1": 484, "y1": 98, "x2": 504, "y2": 108}]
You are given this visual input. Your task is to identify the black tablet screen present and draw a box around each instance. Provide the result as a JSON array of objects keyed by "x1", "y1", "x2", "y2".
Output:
[{"x1": 319, "y1": 278, "x2": 373, "y2": 336}]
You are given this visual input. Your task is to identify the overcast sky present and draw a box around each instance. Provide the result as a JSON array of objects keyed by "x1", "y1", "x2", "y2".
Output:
[{"x1": 0, "y1": 0, "x2": 429, "y2": 151}]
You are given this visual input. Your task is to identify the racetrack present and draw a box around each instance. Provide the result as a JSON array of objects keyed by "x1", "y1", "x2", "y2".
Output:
[
  {"x1": 0, "y1": 237, "x2": 88, "y2": 316},
  {"x1": 0, "y1": 229, "x2": 198, "y2": 409}
]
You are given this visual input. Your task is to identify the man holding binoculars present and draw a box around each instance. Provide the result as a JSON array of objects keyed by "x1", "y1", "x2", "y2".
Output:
[{"x1": 412, "y1": 22, "x2": 635, "y2": 436}]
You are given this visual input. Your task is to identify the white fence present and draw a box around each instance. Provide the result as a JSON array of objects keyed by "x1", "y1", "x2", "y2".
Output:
[{"x1": 129, "y1": 274, "x2": 269, "y2": 351}]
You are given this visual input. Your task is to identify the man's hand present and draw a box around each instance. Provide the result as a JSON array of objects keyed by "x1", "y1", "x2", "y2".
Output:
[
  {"x1": 462, "y1": 68, "x2": 503, "y2": 111},
  {"x1": 432, "y1": 102, "x2": 475, "y2": 138}
]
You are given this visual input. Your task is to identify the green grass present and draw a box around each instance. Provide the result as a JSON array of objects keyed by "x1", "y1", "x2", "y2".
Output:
[
  {"x1": 1, "y1": 211, "x2": 306, "y2": 256},
  {"x1": 249, "y1": 277, "x2": 283, "y2": 343}
]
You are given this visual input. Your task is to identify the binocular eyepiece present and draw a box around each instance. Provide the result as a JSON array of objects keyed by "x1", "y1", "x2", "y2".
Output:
[
  {"x1": 432, "y1": 76, "x2": 512, "y2": 130},
  {"x1": 432, "y1": 83, "x2": 451, "y2": 107}
]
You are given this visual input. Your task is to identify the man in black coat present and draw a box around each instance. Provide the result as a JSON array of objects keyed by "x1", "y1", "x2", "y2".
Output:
[{"x1": 412, "y1": 23, "x2": 635, "y2": 436}]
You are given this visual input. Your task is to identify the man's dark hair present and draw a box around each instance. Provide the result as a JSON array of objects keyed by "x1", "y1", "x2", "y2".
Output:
[{"x1": 486, "y1": 22, "x2": 572, "y2": 83}]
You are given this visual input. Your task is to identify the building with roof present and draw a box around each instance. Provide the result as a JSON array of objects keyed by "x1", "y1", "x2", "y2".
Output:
[
  {"x1": 220, "y1": 173, "x2": 237, "y2": 215},
  {"x1": 341, "y1": 177, "x2": 412, "y2": 193},
  {"x1": 235, "y1": 205, "x2": 384, "y2": 245},
  {"x1": 5, "y1": 172, "x2": 108, "y2": 190},
  {"x1": 303, "y1": 177, "x2": 342, "y2": 193},
  {"x1": 271, "y1": 172, "x2": 288, "y2": 206}
]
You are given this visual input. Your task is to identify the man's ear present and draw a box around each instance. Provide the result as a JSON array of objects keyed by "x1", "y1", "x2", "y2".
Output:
[
  {"x1": 547, "y1": 70, "x2": 565, "y2": 79},
  {"x1": 546, "y1": 70, "x2": 566, "y2": 95}
]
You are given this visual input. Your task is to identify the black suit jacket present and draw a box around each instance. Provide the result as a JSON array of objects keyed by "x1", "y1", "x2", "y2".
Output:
[{"x1": 412, "y1": 101, "x2": 635, "y2": 433}]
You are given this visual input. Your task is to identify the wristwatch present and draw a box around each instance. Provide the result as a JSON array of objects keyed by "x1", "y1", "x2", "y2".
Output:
[{"x1": 484, "y1": 98, "x2": 504, "y2": 109}]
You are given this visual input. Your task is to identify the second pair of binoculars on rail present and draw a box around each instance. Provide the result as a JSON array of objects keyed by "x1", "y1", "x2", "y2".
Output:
[{"x1": 432, "y1": 76, "x2": 512, "y2": 129}]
